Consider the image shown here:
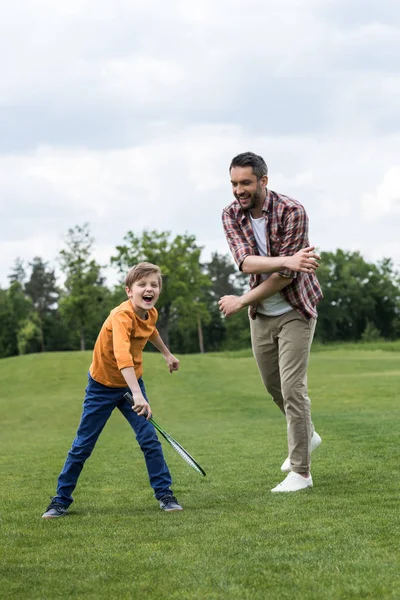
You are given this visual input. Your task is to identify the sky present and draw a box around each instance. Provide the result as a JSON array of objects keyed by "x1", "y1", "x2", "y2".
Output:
[{"x1": 1, "y1": 0, "x2": 400, "y2": 287}]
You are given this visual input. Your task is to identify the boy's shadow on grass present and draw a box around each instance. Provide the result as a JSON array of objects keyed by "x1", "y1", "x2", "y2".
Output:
[{"x1": 74, "y1": 505, "x2": 180, "y2": 517}]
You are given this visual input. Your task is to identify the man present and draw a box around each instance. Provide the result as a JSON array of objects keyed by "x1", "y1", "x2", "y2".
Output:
[{"x1": 219, "y1": 152, "x2": 323, "y2": 492}]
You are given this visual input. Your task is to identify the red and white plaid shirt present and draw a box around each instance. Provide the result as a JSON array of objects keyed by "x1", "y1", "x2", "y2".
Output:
[{"x1": 222, "y1": 188, "x2": 323, "y2": 320}]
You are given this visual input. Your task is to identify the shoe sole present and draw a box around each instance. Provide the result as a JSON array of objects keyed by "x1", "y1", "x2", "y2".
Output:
[
  {"x1": 42, "y1": 513, "x2": 68, "y2": 519},
  {"x1": 271, "y1": 485, "x2": 313, "y2": 493},
  {"x1": 161, "y1": 507, "x2": 183, "y2": 512}
]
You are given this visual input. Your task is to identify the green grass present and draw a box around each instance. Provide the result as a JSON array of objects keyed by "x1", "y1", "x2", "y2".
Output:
[{"x1": 1, "y1": 346, "x2": 399, "y2": 599}]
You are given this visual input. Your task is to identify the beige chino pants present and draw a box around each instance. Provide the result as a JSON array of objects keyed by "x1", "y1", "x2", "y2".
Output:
[{"x1": 250, "y1": 309, "x2": 317, "y2": 474}]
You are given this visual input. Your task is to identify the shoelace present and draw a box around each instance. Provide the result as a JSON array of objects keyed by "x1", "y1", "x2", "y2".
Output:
[
  {"x1": 277, "y1": 472, "x2": 299, "y2": 486},
  {"x1": 161, "y1": 495, "x2": 178, "y2": 504},
  {"x1": 46, "y1": 500, "x2": 65, "y2": 512}
]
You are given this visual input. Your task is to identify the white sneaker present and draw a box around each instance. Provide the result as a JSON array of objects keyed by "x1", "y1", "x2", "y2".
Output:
[
  {"x1": 280, "y1": 431, "x2": 322, "y2": 473},
  {"x1": 271, "y1": 472, "x2": 313, "y2": 493}
]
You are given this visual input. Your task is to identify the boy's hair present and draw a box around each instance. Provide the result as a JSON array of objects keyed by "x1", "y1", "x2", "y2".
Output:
[
  {"x1": 125, "y1": 262, "x2": 162, "y2": 289},
  {"x1": 229, "y1": 152, "x2": 268, "y2": 179}
]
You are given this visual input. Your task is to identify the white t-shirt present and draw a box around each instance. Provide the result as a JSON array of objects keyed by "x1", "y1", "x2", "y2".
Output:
[{"x1": 250, "y1": 215, "x2": 293, "y2": 317}]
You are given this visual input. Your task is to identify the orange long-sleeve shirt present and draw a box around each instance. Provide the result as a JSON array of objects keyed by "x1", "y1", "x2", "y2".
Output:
[{"x1": 89, "y1": 300, "x2": 159, "y2": 387}]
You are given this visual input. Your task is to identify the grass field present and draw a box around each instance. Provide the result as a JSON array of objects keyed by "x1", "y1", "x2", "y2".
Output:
[{"x1": 1, "y1": 345, "x2": 399, "y2": 599}]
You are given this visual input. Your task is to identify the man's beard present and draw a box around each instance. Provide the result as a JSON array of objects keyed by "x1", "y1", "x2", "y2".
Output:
[{"x1": 237, "y1": 184, "x2": 264, "y2": 210}]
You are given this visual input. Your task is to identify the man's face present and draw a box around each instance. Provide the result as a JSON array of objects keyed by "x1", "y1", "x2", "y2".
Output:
[
  {"x1": 126, "y1": 274, "x2": 161, "y2": 318},
  {"x1": 230, "y1": 166, "x2": 268, "y2": 211}
]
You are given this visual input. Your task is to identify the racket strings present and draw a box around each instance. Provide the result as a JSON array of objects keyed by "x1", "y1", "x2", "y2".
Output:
[
  {"x1": 167, "y1": 438, "x2": 204, "y2": 475},
  {"x1": 123, "y1": 394, "x2": 205, "y2": 476}
]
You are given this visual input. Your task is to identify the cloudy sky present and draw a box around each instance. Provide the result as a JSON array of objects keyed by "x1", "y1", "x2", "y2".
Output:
[{"x1": 1, "y1": 0, "x2": 399, "y2": 287}]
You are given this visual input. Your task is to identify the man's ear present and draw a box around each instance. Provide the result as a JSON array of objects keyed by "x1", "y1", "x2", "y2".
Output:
[{"x1": 261, "y1": 175, "x2": 268, "y2": 188}]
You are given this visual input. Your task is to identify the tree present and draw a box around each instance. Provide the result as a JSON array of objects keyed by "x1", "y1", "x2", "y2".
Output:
[
  {"x1": 203, "y1": 252, "x2": 250, "y2": 352},
  {"x1": 316, "y1": 250, "x2": 400, "y2": 342},
  {"x1": 0, "y1": 288, "x2": 18, "y2": 357},
  {"x1": 168, "y1": 252, "x2": 251, "y2": 353},
  {"x1": 4, "y1": 280, "x2": 34, "y2": 355},
  {"x1": 25, "y1": 257, "x2": 59, "y2": 351},
  {"x1": 206, "y1": 252, "x2": 248, "y2": 300},
  {"x1": 17, "y1": 314, "x2": 43, "y2": 355},
  {"x1": 8, "y1": 258, "x2": 26, "y2": 285},
  {"x1": 59, "y1": 224, "x2": 109, "y2": 351},
  {"x1": 111, "y1": 230, "x2": 211, "y2": 349},
  {"x1": 0, "y1": 261, "x2": 35, "y2": 356}
]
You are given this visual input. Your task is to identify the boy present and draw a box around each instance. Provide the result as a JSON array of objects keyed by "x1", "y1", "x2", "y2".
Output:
[{"x1": 42, "y1": 262, "x2": 182, "y2": 518}]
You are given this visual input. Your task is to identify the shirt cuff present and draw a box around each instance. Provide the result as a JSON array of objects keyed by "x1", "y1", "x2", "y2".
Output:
[
  {"x1": 237, "y1": 252, "x2": 250, "y2": 271},
  {"x1": 149, "y1": 329, "x2": 159, "y2": 341},
  {"x1": 278, "y1": 268, "x2": 297, "y2": 279},
  {"x1": 117, "y1": 360, "x2": 135, "y2": 370}
]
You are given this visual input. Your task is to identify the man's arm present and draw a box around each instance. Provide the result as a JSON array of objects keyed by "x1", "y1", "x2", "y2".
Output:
[
  {"x1": 241, "y1": 248, "x2": 319, "y2": 275},
  {"x1": 150, "y1": 334, "x2": 180, "y2": 373},
  {"x1": 223, "y1": 209, "x2": 290, "y2": 273},
  {"x1": 222, "y1": 208, "x2": 319, "y2": 275},
  {"x1": 219, "y1": 274, "x2": 292, "y2": 317}
]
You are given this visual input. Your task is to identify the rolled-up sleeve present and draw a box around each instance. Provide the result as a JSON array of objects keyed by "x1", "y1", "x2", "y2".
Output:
[
  {"x1": 222, "y1": 209, "x2": 252, "y2": 271},
  {"x1": 149, "y1": 328, "x2": 159, "y2": 342},
  {"x1": 112, "y1": 310, "x2": 135, "y2": 370},
  {"x1": 278, "y1": 205, "x2": 309, "y2": 279}
]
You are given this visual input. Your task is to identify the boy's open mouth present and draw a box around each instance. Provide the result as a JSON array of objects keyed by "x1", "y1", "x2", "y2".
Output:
[{"x1": 143, "y1": 295, "x2": 154, "y2": 303}]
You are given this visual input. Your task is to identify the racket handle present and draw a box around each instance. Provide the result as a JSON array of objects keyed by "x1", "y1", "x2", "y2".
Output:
[
  {"x1": 123, "y1": 391, "x2": 134, "y2": 405},
  {"x1": 123, "y1": 392, "x2": 149, "y2": 418}
]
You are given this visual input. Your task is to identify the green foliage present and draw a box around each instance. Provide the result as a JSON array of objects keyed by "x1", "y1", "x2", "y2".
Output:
[
  {"x1": 25, "y1": 256, "x2": 59, "y2": 315},
  {"x1": 166, "y1": 251, "x2": 250, "y2": 353},
  {"x1": 0, "y1": 288, "x2": 18, "y2": 357},
  {"x1": 17, "y1": 314, "x2": 43, "y2": 355},
  {"x1": 6, "y1": 281, "x2": 35, "y2": 356},
  {"x1": 206, "y1": 251, "x2": 248, "y2": 299},
  {"x1": 361, "y1": 320, "x2": 382, "y2": 342},
  {"x1": 8, "y1": 280, "x2": 32, "y2": 327},
  {"x1": 222, "y1": 309, "x2": 252, "y2": 350},
  {"x1": 24, "y1": 257, "x2": 59, "y2": 351},
  {"x1": 1, "y1": 229, "x2": 400, "y2": 357},
  {"x1": 316, "y1": 250, "x2": 400, "y2": 342},
  {"x1": 1, "y1": 349, "x2": 400, "y2": 599},
  {"x1": 7, "y1": 257, "x2": 26, "y2": 285},
  {"x1": 112, "y1": 229, "x2": 211, "y2": 346},
  {"x1": 59, "y1": 224, "x2": 110, "y2": 350}
]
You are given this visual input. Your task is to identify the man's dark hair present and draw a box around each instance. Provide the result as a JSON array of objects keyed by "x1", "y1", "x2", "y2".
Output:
[{"x1": 229, "y1": 152, "x2": 268, "y2": 179}]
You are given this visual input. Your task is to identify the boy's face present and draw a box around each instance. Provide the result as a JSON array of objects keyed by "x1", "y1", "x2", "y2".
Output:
[{"x1": 125, "y1": 274, "x2": 161, "y2": 318}]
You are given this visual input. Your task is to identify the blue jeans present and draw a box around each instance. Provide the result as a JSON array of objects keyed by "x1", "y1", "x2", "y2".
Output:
[{"x1": 54, "y1": 375, "x2": 173, "y2": 506}]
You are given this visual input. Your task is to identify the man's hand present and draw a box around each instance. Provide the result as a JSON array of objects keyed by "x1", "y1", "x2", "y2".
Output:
[
  {"x1": 131, "y1": 392, "x2": 152, "y2": 419},
  {"x1": 285, "y1": 247, "x2": 320, "y2": 273},
  {"x1": 165, "y1": 353, "x2": 180, "y2": 373},
  {"x1": 218, "y1": 295, "x2": 244, "y2": 317}
]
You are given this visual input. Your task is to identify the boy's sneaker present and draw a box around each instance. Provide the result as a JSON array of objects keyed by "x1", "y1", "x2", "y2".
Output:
[
  {"x1": 159, "y1": 494, "x2": 183, "y2": 512},
  {"x1": 42, "y1": 498, "x2": 68, "y2": 519},
  {"x1": 271, "y1": 472, "x2": 313, "y2": 493},
  {"x1": 281, "y1": 431, "x2": 322, "y2": 473}
]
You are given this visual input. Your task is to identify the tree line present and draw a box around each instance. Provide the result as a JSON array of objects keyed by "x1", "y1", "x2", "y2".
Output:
[{"x1": 0, "y1": 223, "x2": 399, "y2": 359}]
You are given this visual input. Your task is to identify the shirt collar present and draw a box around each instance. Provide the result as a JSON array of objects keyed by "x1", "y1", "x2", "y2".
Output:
[{"x1": 262, "y1": 188, "x2": 272, "y2": 214}]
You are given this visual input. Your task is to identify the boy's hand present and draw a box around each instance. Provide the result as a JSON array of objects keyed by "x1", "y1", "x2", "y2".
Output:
[
  {"x1": 131, "y1": 393, "x2": 152, "y2": 419},
  {"x1": 165, "y1": 353, "x2": 180, "y2": 373},
  {"x1": 285, "y1": 247, "x2": 320, "y2": 273}
]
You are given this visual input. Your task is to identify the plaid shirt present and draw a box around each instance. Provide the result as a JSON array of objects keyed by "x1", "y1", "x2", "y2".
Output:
[{"x1": 222, "y1": 188, "x2": 323, "y2": 320}]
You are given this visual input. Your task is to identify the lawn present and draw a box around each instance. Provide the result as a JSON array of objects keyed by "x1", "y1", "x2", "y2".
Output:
[{"x1": 0, "y1": 345, "x2": 399, "y2": 599}]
